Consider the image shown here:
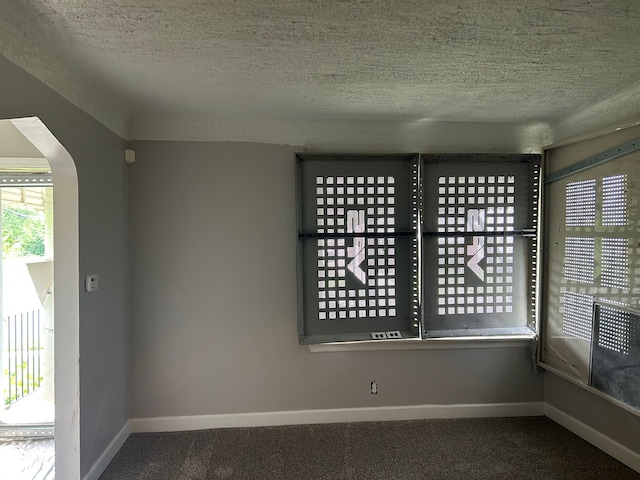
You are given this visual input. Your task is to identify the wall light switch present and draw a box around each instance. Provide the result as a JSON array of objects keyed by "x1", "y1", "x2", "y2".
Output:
[{"x1": 85, "y1": 274, "x2": 99, "y2": 292}]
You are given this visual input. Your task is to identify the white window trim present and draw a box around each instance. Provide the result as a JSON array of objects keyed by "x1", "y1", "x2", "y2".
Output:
[{"x1": 309, "y1": 334, "x2": 536, "y2": 352}]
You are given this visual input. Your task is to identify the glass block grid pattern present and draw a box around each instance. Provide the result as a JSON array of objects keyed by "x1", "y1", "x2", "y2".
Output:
[
  {"x1": 602, "y1": 175, "x2": 627, "y2": 226},
  {"x1": 601, "y1": 238, "x2": 629, "y2": 289},
  {"x1": 315, "y1": 176, "x2": 397, "y2": 320},
  {"x1": 597, "y1": 305, "x2": 635, "y2": 355},
  {"x1": 566, "y1": 179, "x2": 596, "y2": 227},
  {"x1": 436, "y1": 175, "x2": 515, "y2": 233},
  {"x1": 562, "y1": 291, "x2": 593, "y2": 341},
  {"x1": 563, "y1": 237, "x2": 595, "y2": 283},
  {"x1": 436, "y1": 236, "x2": 515, "y2": 316}
]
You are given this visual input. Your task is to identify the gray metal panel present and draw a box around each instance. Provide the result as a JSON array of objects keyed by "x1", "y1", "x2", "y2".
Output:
[
  {"x1": 422, "y1": 235, "x2": 534, "y2": 331},
  {"x1": 425, "y1": 326, "x2": 534, "y2": 338},
  {"x1": 421, "y1": 154, "x2": 540, "y2": 336},
  {"x1": 422, "y1": 154, "x2": 538, "y2": 233},
  {"x1": 300, "y1": 236, "x2": 414, "y2": 340},
  {"x1": 296, "y1": 153, "x2": 417, "y2": 234},
  {"x1": 296, "y1": 153, "x2": 420, "y2": 344},
  {"x1": 591, "y1": 302, "x2": 640, "y2": 411}
]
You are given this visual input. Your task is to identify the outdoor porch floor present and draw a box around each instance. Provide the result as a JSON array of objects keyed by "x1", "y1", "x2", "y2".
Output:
[{"x1": 0, "y1": 389, "x2": 54, "y2": 425}]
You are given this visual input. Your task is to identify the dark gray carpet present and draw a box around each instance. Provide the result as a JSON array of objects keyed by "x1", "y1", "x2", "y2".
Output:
[{"x1": 99, "y1": 417, "x2": 640, "y2": 480}]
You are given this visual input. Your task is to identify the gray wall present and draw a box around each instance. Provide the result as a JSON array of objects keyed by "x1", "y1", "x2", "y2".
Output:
[
  {"x1": 128, "y1": 140, "x2": 543, "y2": 418},
  {"x1": 545, "y1": 374, "x2": 640, "y2": 454},
  {"x1": 0, "y1": 55, "x2": 129, "y2": 476}
]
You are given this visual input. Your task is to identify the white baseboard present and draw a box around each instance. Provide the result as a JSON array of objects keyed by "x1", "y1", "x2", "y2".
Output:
[
  {"x1": 85, "y1": 403, "x2": 640, "y2": 478},
  {"x1": 82, "y1": 420, "x2": 131, "y2": 480},
  {"x1": 545, "y1": 404, "x2": 640, "y2": 474},
  {"x1": 130, "y1": 401, "x2": 545, "y2": 433}
]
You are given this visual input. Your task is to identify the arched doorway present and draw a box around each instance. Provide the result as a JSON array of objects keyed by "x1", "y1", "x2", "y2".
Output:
[{"x1": 2, "y1": 118, "x2": 80, "y2": 479}]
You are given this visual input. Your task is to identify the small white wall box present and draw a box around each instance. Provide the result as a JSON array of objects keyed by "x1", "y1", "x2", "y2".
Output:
[
  {"x1": 371, "y1": 332, "x2": 388, "y2": 340},
  {"x1": 85, "y1": 274, "x2": 99, "y2": 292},
  {"x1": 124, "y1": 148, "x2": 136, "y2": 165}
]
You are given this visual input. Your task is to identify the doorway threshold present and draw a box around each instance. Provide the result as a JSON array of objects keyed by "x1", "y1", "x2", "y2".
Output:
[{"x1": 0, "y1": 423, "x2": 53, "y2": 438}]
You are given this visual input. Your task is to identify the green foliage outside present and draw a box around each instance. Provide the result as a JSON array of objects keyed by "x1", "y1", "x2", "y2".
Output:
[
  {"x1": 2, "y1": 206, "x2": 45, "y2": 259},
  {"x1": 3, "y1": 362, "x2": 43, "y2": 408},
  {"x1": 1, "y1": 204, "x2": 47, "y2": 408}
]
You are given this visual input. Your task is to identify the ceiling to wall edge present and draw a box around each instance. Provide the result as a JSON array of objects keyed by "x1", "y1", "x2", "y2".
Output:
[
  {"x1": 3, "y1": 32, "x2": 640, "y2": 151},
  {"x1": 5, "y1": 41, "x2": 639, "y2": 152},
  {"x1": 542, "y1": 117, "x2": 640, "y2": 152},
  {"x1": 1, "y1": 45, "x2": 555, "y2": 151}
]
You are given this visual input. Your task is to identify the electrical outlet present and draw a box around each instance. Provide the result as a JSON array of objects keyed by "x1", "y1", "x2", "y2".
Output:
[
  {"x1": 386, "y1": 330, "x2": 402, "y2": 339},
  {"x1": 370, "y1": 380, "x2": 378, "y2": 395},
  {"x1": 371, "y1": 332, "x2": 388, "y2": 340}
]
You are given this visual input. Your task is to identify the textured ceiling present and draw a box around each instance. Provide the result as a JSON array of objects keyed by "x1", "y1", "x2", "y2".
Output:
[{"x1": 2, "y1": 0, "x2": 640, "y2": 149}]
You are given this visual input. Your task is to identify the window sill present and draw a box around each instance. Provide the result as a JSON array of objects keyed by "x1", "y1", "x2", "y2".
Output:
[{"x1": 308, "y1": 334, "x2": 536, "y2": 352}]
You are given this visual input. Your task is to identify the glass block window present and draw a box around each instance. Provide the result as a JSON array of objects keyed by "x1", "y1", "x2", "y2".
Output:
[
  {"x1": 563, "y1": 237, "x2": 595, "y2": 283},
  {"x1": 561, "y1": 291, "x2": 593, "y2": 341},
  {"x1": 565, "y1": 179, "x2": 596, "y2": 227}
]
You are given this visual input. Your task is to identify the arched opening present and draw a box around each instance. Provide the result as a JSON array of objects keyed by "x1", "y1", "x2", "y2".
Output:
[{"x1": 2, "y1": 117, "x2": 80, "y2": 479}]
